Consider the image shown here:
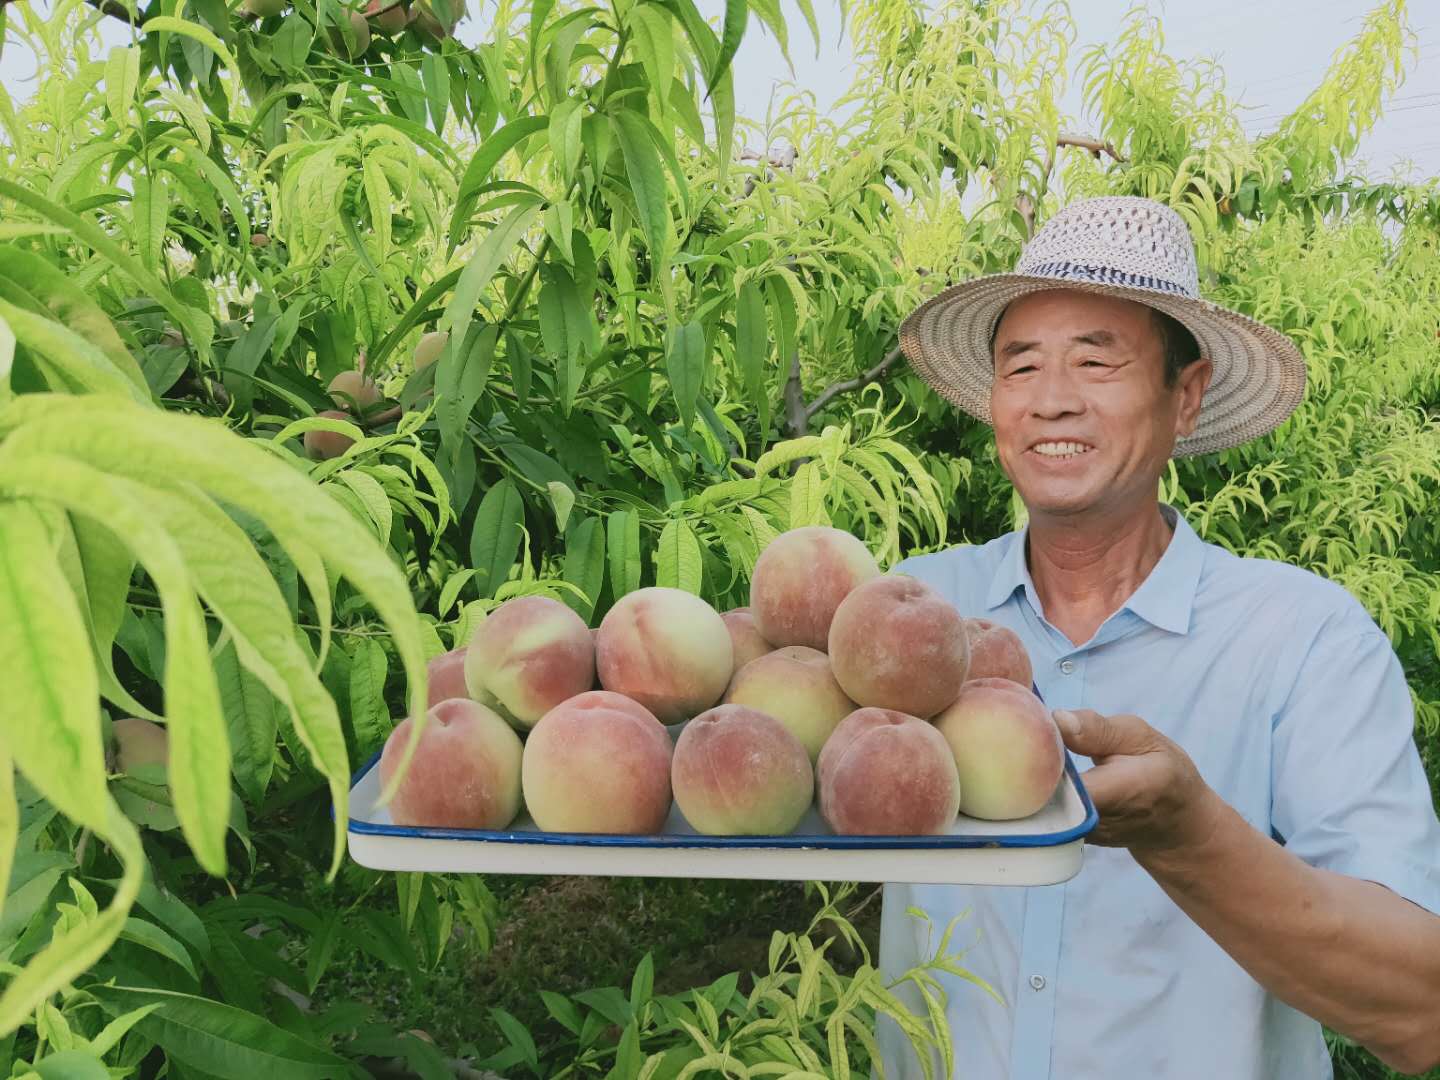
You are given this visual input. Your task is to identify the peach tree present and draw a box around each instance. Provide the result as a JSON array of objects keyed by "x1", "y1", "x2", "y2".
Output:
[{"x1": 0, "y1": 0, "x2": 1437, "y2": 1073}]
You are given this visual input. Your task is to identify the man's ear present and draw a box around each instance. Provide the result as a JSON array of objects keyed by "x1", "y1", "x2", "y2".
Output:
[{"x1": 1176, "y1": 357, "x2": 1215, "y2": 437}]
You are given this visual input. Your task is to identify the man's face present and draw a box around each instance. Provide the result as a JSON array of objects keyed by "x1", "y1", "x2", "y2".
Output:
[{"x1": 989, "y1": 289, "x2": 1213, "y2": 520}]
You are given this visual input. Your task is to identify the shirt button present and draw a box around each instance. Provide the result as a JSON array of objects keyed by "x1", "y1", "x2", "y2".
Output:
[
  {"x1": 1059, "y1": 660, "x2": 1075, "y2": 675},
  {"x1": 1029, "y1": 974, "x2": 1047, "y2": 991}
]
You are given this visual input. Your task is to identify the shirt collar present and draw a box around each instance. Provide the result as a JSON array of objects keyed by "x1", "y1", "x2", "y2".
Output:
[{"x1": 984, "y1": 503, "x2": 1205, "y2": 636}]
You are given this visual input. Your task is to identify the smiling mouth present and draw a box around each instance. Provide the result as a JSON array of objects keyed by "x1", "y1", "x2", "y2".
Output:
[{"x1": 1028, "y1": 441, "x2": 1095, "y2": 460}]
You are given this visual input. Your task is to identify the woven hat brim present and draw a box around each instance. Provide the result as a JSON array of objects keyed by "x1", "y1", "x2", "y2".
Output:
[{"x1": 898, "y1": 274, "x2": 1307, "y2": 458}]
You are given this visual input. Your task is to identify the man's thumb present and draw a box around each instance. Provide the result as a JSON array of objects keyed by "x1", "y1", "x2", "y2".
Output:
[{"x1": 1053, "y1": 708, "x2": 1099, "y2": 751}]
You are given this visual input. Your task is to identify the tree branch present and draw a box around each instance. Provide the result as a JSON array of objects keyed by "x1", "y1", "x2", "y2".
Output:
[
  {"x1": 802, "y1": 343, "x2": 905, "y2": 422},
  {"x1": 1056, "y1": 131, "x2": 1126, "y2": 162},
  {"x1": 782, "y1": 353, "x2": 807, "y2": 438},
  {"x1": 78, "y1": 0, "x2": 148, "y2": 25}
]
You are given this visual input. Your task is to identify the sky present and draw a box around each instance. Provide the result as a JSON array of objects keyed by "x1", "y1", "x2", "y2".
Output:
[{"x1": 3, "y1": 0, "x2": 1436, "y2": 179}]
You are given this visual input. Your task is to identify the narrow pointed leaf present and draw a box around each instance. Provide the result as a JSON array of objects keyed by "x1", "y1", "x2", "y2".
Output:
[
  {"x1": 655, "y1": 519, "x2": 702, "y2": 594},
  {"x1": 606, "y1": 509, "x2": 642, "y2": 599}
]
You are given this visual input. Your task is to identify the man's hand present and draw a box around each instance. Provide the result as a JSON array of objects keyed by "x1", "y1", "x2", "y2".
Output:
[{"x1": 1052, "y1": 708, "x2": 1222, "y2": 853}]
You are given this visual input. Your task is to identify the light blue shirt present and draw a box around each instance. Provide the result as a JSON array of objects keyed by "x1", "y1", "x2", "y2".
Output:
[{"x1": 877, "y1": 503, "x2": 1440, "y2": 1080}]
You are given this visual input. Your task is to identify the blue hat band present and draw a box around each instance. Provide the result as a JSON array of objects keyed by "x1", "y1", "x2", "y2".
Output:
[{"x1": 1020, "y1": 261, "x2": 1193, "y2": 297}]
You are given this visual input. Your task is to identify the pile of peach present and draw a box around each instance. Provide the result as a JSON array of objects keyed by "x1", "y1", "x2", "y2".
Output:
[{"x1": 379, "y1": 526, "x2": 1066, "y2": 837}]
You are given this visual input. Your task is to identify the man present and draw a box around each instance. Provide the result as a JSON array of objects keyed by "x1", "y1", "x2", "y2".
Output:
[{"x1": 876, "y1": 196, "x2": 1440, "y2": 1079}]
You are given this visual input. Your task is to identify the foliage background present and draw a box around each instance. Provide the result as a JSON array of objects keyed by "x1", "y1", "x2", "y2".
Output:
[{"x1": 0, "y1": 0, "x2": 1436, "y2": 1074}]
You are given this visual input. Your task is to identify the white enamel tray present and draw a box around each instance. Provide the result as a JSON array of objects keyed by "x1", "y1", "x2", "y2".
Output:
[{"x1": 343, "y1": 742, "x2": 1097, "y2": 887}]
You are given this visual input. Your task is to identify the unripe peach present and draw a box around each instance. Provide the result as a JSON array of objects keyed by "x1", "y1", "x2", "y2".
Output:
[
  {"x1": 304, "y1": 409, "x2": 357, "y2": 460},
  {"x1": 723, "y1": 645, "x2": 856, "y2": 761},
  {"x1": 749, "y1": 526, "x2": 880, "y2": 650},
  {"x1": 963, "y1": 618, "x2": 1033, "y2": 687},
  {"x1": 327, "y1": 369, "x2": 382, "y2": 412},
  {"x1": 464, "y1": 595, "x2": 595, "y2": 730},
  {"x1": 932, "y1": 678, "x2": 1064, "y2": 821},
  {"x1": 596, "y1": 587, "x2": 733, "y2": 723},
  {"x1": 671, "y1": 704, "x2": 813, "y2": 835},
  {"x1": 522, "y1": 691, "x2": 672, "y2": 833},
  {"x1": 817, "y1": 707, "x2": 960, "y2": 835},
  {"x1": 828, "y1": 574, "x2": 969, "y2": 718},
  {"x1": 364, "y1": 0, "x2": 409, "y2": 34},
  {"x1": 413, "y1": 330, "x2": 449, "y2": 370},
  {"x1": 379, "y1": 698, "x2": 523, "y2": 829},
  {"x1": 326, "y1": 11, "x2": 372, "y2": 59},
  {"x1": 112, "y1": 717, "x2": 169, "y2": 774}
]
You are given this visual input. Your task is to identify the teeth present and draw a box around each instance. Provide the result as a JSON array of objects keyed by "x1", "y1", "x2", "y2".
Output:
[{"x1": 1032, "y1": 441, "x2": 1093, "y2": 457}]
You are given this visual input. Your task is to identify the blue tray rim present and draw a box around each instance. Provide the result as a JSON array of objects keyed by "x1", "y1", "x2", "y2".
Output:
[{"x1": 339, "y1": 748, "x2": 1099, "y2": 851}]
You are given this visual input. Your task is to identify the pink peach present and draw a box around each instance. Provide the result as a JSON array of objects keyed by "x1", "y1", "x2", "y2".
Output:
[
  {"x1": 723, "y1": 645, "x2": 856, "y2": 761},
  {"x1": 521, "y1": 691, "x2": 673, "y2": 833},
  {"x1": 595, "y1": 587, "x2": 733, "y2": 723},
  {"x1": 932, "y1": 677, "x2": 1064, "y2": 820},
  {"x1": 827, "y1": 574, "x2": 969, "y2": 718},
  {"x1": 379, "y1": 698, "x2": 523, "y2": 829},
  {"x1": 963, "y1": 619, "x2": 1034, "y2": 688},
  {"x1": 817, "y1": 707, "x2": 961, "y2": 835},
  {"x1": 721, "y1": 607, "x2": 774, "y2": 672},
  {"x1": 426, "y1": 647, "x2": 470, "y2": 708},
  {"x1": 748, "y1": 526, "x2": 881, "y2": 650},
  {"x1": 464, "y1": 595, "x2": 595, "y2": 729},
  {"x1": 671, "y1": 704, "x2": 813, "y2": 835}
]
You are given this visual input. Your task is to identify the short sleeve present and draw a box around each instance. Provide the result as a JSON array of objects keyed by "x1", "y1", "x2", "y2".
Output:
[{"x1": 1271, "y1": 623, "x2": 1440, "y2": 915}]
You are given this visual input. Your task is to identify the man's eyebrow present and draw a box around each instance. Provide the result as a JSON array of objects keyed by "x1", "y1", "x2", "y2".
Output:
[
  {"x1": 1072, "y1": 329, "x2": 1118, "y2": 348},
  {"x1": 997, "y1": 338, "x2": 1038, "y2": 358}
]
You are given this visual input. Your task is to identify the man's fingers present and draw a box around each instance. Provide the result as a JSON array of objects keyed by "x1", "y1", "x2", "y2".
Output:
[{"x1": 1053, "y1": 708, "x2": 1156, "y2": 758}]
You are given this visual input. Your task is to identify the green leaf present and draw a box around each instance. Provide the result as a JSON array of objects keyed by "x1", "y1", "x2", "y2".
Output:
[
  {"x1": 0, "y1": 395, "x2": 428, "y2": 872},
  {"x1": 440, "y1": 201, "x2": 541, "y2": 367},
  {"x1": 629, "y1": 951, "x2": 655, "y2": 1012},
  {"x1": 548, "y1": 97, "x2": 584, "y2": 181},
  {"x1": 665, "y1": 320, "x2": 705, "y2": 431},
  {"x1": 0, "y1": 747, "x2": 16, "y2": 934},
  {"x1": 437, "y1": 568, "x2": 478, "y2": 617},
  {"x1": 0, "y1": 180, "x2": 212, "y2": 363},
  {"x1": 0, "y1": 299, "x2": 151, "y2": 402},
  {"x1": 0, "y1": 459, "x2": 229, "y2": 873},
  {"x1": 712, "y1": 0, "x2": 748, "y2": 87},
  {"x1": 537, "y1": 263, "x2": 591, "y2": 415},
  {"x1": 547, "y1": 481, "x2": 576, "y2": 532},
  {"x1": 628, "y1": 6, "x2": 675, "y2": 115},
  {"x1": 469, "y1": 478, "x2": 525, "y2": 598},
  {"x1": 606, "y1": 509, "x2": 642, "y2": 599},
  {"x1": 131, "y1": 173, "x2": 168, "y2": 280},
  {"x1": 104, "y1": 46, "x2": 140, "y2": 129},
  {"x1": 448, "y1": 116, "x2": 548, "y2": 252},
  {"x1": 348, "y1": 637, "x2": 390, "y2": 759},
  {"x1": 437, "y1": 321, "x2": 498, "y2": 469},
  {"x1": 31, "y1": 1049, "x2": 111, "y2": 1079},
  {"x1": 88, "y1": 985, "x2": 360, "y2": 1080},
  {"x1": 655, "y1": 519, "x2": 702, "y2": 594},
  {"x1": 0, "y1": 502, "x2": 108, "y2": 832},
  {"x1": 142, "y1": 16, "x2": 238, "y2": 71},
  {"x1": 0, "y1": 247, "x2": 146, "y2": 391},
  {"x1": 213, "y1": 640, "x2": 278, "y2": 806},
  {"x1": 561, "y1": 515, "x2": 605, "y2": 621},
  {"x1": 119, "y1": 916, "x2": 198, "y2": 980},
  {"x1": 421, "y1": 52, "x2": 450, "y2": 134},
  {"x1": 789, "y1": 461, "x2": 828, "y2": 528},
  {"x1": 610, "y1": 107, "x2": 671, "y2": 266},
  {"x1": 735, "y1": 281, "x2": 768, "y2": 444}
]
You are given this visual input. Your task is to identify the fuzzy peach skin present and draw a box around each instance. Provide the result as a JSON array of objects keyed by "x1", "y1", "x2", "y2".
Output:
[
  {"x1": 963, "y1": 618, "x2": 1034, "y2": 687},
  {"x1": 932, "y1": 677, "x2": 1064, "y2": 820},
  {"x1": 827, "y1": 574, "x2": 970, "y2": 718},
  {"x1": 379, "y1": 698, "x2": 523, "y2": 829},
  {"x1": 521, "y1": 691, "x2": 673, "y2": 833},
  {"x1": 327, "y1": 369, "x2": 382, "y2": 411},
  {"x1": 748, "y1": 526, "x2": 881, "y2": 650},
  {"x1": 112, "y1": 717, "x2": 169, "y2": 773},
  {"x1": 670, "y1": 704, "x2": 814, "y2": 835},
  {"x1": 723, "y1": 645, "x2": 857, "y2": 761},
  {"x1": 595, "y1": 588, "x2": 733, "y2": 723},
  {"x1": 464, "y1": 595, "x2": 596, "y2": 729},
  {"x1": 426, "y1": 647, "x2": 471, "y2": 708},
  {"x1": 721, "y1": 607, "x2": 774, "y2": 672},
  {"x1": 817, "y1": 707, "x2": 961, "y2": 835},
  {"x1": 303, "y1": 410, "x2": 356, "y2": 460}
]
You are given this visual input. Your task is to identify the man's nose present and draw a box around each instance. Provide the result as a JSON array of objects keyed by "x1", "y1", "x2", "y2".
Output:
[{"x1": 1027, "y1": 364, "x2": 1085, "y2": 418}]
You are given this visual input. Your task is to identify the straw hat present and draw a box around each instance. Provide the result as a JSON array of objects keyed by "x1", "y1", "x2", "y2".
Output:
[{"x1": 898, "y1": 196, "x2": 1307, "y2": 457}]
